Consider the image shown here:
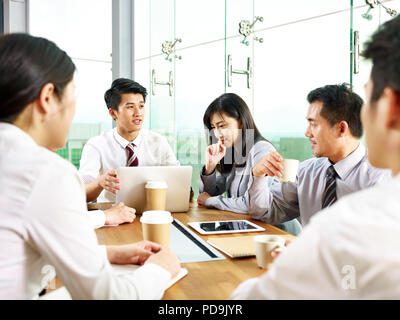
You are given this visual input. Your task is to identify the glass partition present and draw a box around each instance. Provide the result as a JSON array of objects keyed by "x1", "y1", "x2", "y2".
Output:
[
  {"x1": 175, "y1": 0, "x2": 225, "y2": 196},
  {"x1": 134, "y1": 0, "x2": 362, "y2": 196},
  {"x1": 352, "y1": 0, "x2": 399, "y2": 102},
  {"x1": 29, "y1": 0, "x2": 113, "y2": 168},
  {"x1": 253, "y1": 1, "x2": 351, "y2": 161}
]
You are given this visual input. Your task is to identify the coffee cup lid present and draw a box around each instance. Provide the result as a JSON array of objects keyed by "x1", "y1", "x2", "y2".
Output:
[
  {"x1": 145, "y1": 181, "x2": 168, "y2": 189},
  {"x1": 140, "y1": 210, "x2": 173, "y2": 224}
]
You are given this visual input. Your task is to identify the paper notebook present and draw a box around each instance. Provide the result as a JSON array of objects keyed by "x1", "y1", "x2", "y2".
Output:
[
  {"x1": 40, "y1": 265, "x2": 188, "y2": 300},
  {"x1": 112, "y1": 265, "x2": 188, "y2": 289},
  {"x1": 207, "y1": 234, "x2": 294, "y2": 258}
]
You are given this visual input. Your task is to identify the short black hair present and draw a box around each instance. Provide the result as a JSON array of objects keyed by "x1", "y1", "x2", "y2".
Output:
[
  {"x1": 104, "y1": 78, "x2": 147, "y2": 111},
  {"x1": 362, "y1": 15, "x2": 400, "y2": 102},
  {"x1": 0, "y1": 33, "x2": 75, "y2": 123},
  {"x1": 307, "y1": 83, "x2": 364, "y2": 138}
]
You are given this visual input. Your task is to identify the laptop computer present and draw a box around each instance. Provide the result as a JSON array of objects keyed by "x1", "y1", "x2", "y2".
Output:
[{"x1": 116, "y1": 166, "x2": 193, "y2": 213}]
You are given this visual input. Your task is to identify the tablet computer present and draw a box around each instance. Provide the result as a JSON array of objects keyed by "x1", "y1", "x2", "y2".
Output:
[{"x1": 187, "y1": 220, "x2": 265, "y2": 235}]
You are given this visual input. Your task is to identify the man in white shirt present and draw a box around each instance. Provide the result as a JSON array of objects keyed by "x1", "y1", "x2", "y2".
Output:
[
  {"x1": 231, "y1": 15, "x2": 400, "y2": 299},
  {"x1": 79, "y1": 79, "x2": 179, "y2": 227},
  {"x1": 249, "y1": 83, "x2": 391, "y2": 228}
]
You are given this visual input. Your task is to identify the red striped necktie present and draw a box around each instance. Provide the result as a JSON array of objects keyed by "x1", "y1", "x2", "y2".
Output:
[{"x1": 126, "y1": 143, "x2": 139, "y2": 167}]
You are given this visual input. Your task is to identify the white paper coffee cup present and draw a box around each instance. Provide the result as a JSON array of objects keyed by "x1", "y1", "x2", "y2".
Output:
[
  {"x1": 140, "y1": 210, "x2": 173, "y2": 247},
  {"x1": 145, "y1": 180, "x2": 168, "y2": 211}
]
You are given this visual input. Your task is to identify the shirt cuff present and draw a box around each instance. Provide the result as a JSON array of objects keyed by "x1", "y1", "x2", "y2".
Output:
[
  {"x1": 133, "y1": 263, "x2": 171, "y2": 300},
  {"x1": 205, "y1": 196, "x2": 220, "y2": 209},
  {"x1": 87, "y1": 210, "x2": 106, "y2": 229},
  {"x1": 200, "y1": 166, "x2": 216, "y2": 182}
]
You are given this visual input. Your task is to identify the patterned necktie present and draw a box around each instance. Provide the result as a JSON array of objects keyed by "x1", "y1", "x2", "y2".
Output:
[
  {"x1": 321, "y1": 165, "x2": 338, "y2": 209},
  {"x1": 126, "y1": 143, "x2": 139, "y2": 167}
]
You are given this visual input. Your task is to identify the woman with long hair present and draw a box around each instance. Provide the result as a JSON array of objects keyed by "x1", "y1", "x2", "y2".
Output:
[
  {"x1": 0, "y1": 33, "x2": 179, "y2": 299},
  {"x1": 198, "y1": 93, "x2": 302, "y2": 235},
  {"x1": 198, "y1": 93, "x2": 274, "y2": 212}
]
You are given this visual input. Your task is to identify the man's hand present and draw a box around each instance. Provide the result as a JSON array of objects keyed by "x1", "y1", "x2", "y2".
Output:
[
  {"x1": 271, "y1": 239, "x2": 293, "y2": 259},
  {"x1": 252, "y1": 151, "x2": 284, "y2": 178},
  {"x1": 204, "y1": 141, "x2": 226, "y2": 175},
  {"x1": 197, "y1": 192, "x2": 211, "y2": 207},
  {"x1": 106, "y1": 241, "x2": 162, "y2": 266},
  {"x1": 104, "y1": 202, "x2": 136, "y2": 225},
  {"x1": 99, "y1": 170, "x2": 120, "y2": 194}
]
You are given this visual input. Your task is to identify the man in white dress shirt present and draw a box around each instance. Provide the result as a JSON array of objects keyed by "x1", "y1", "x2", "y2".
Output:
[
  {"x1": 231, "y1": 15, "x2": 400, "y2": 299},
  {"x1": 79, "y1": 79, "x2": 179, "y2": 227},
  {"x1": 249, "y1": 83, "x2": 391, "y2": 227}
]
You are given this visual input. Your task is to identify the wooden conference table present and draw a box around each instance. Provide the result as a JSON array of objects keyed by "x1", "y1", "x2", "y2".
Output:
[{"x1": 88, "y1": 201, "x2": 296, "y2": 300}]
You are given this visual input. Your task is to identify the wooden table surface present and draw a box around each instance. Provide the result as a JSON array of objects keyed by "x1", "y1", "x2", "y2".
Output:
[{"x1": 93, "y1": 201, "x2": 295, "y2": 300}]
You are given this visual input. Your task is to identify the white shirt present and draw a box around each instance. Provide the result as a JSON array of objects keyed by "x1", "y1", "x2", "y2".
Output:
[
  {"x1": 231, "y1": 173, "x2": 400, "y2": 299},
  {"x1": 0, "y1": 123, "x2": 171, "y2": 300},
  {"x1": 79, "y1": 128, "x2": 179, "y2": 203}
]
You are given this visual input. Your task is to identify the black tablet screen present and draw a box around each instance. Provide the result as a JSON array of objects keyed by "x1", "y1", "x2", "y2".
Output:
[{"x1": 199, "y1": 221, "x2": 257, "y2": 232}]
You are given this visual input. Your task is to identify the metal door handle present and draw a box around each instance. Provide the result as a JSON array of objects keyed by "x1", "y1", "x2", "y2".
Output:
[
  {"x1": 227, "y1": 55, "x2": 252, "y2": 89},
  {"x1": 152, "y1": 70, "x2": 174, "y2": 96},
  {"x1": 353, "y1": 31, "x2": 360, "y2": 74}
]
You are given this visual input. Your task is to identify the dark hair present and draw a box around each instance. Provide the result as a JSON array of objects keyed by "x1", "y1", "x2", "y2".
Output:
[
  {"x1": 104, "y1": 78, "x2": 148, "y2": 111},
  {"x1": 306, "y1": 83, "x2": 364, "y2": 138},
  {"x1": 362, "y1": 15, "x2": 400, "y2": 102},
  {"x1": 0, "y1": 33, "x2": 76, "y2": 123},
  {"x1": 203, "y1": 93, "x2": 271, "y2": 174}
]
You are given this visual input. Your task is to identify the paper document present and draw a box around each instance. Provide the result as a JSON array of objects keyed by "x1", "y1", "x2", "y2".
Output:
[
  {"x1": 112, "y1": 264, "x2": 188, "y2": 289},
  {"x1": 39, "y1": 265, "x2": 188, "y2": 300},
  {"x1": 208, "y1": 234, "x2": 295, "y2": 258}
]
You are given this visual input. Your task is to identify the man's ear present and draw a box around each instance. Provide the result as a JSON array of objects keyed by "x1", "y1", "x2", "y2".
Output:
[
  {"x1": 108, "y1": 108, "x2": 118, "y2": 120},
  {"x1": 337, "y1": 120, "x2": 349, "y2": 137},
  {"x1": 37, "y1": 83, "x2": 56, "y2": 114},
  {"x1": 383, "y1": 87, "x2": 400, "y2": 130}
]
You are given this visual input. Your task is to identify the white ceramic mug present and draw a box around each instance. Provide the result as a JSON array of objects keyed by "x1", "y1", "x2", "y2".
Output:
[
  {"x1": 253, "y1": 235, "x2": 286, "y2": 269},
  {"x1": 279, "y1": 159, "x2": 299, "y2": 183}
]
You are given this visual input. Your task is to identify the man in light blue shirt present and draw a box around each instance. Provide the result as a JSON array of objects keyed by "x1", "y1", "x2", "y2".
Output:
[{"x1": 249, "y1": 83, "x2": 391, "y2": 227}]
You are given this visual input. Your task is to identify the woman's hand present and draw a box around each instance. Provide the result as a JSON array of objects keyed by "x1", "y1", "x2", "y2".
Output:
[
  {"x1": 104, "y1": 202, "x2": 136, "y2": 225},
  {"x1": 197, "y1": 192, "x2": 211, "y2": 206},
  {"x1": 145, "y1": 247, "x2": 181, "y2": 278},
  {"x1": 205, "y1": 141, "x2": 226, "y2": 175},
  {"x1": 106, "y1": 241, "x2": 162, "y2": 266}
]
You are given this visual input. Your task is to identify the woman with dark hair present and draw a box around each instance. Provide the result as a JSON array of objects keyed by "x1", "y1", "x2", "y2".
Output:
[
  {"x1": 0, "y1": 33, "x2": 179, "y2": 299},
  {"x1": 198, "y1": 93, "x2": 275, "y2": 213},
  {"x1": 198, "y1": 93, "x2": 302, "y2": 235}
]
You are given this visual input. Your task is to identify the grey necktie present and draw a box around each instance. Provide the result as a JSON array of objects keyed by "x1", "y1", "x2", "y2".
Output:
[{"x1": 321, "y1": 165, "x2": 338, "y2": 209}]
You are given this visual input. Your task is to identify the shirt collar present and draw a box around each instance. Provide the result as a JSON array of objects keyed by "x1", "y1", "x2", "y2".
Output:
[
  {"x1": 0, "y1": 122, "x2": 38, "y2": 147},
  {"x1": 113, "y1": 127, "x2": 142, "y2": 148},
  {"x1": 330, "y1": 143, "x2": 366, "y2": 180}
]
